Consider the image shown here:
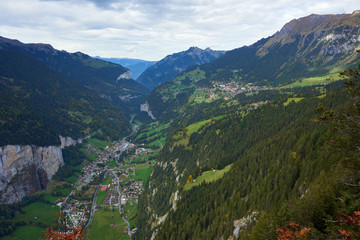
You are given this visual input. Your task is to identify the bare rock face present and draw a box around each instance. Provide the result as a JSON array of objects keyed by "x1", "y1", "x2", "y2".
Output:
[
  {"x1": 59, "y1": 135, "x2": 83, "y2": 149},
  {"x1": 0, "y1": 145, "x2": 64, "y2": 204},
  {"x1": 117, "y1": 70, "x2": 132, "y2": 81},
  {"x1": 140, "y1": 101, "x2": 156, "y2": 120}
]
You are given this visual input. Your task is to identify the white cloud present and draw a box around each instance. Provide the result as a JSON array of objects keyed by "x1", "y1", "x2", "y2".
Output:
[{"x1": 0, "y1": 0, "x2": 359, "y2": 60}]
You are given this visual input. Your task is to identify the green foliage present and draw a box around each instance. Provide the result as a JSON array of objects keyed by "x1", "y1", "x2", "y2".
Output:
[
  {"x1": 184, "y1": 164, "x2": 232, "y2": 191},
  {"x1": 88, "y1": 207, "x2": 128, "y2": 240},
  {"x1": 136, "y1": 88, "x2": 352, "y2": 239},
  {"x1": 0, "y1": 50, "x2": 131, "y2": 146}
]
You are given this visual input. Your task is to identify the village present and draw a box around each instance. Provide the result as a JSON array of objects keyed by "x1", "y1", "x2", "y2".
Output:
[
  {"x1": 194, "y1": 81, "x2": 275, "y2": 102},
  {"x1": 54, "y1": 138, "x2": 154, "y2": 234}
]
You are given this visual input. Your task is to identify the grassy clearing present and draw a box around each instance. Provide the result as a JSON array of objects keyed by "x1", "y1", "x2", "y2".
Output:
[
  {"x1": 87, "y1": 138, "x2": 111, "y2": 149},
  {"x1": 283, "y1": 97, "x2": 304, "y2": 106},
  {"x1": 96, "y1": 190, "x2": 107, "y2": 205},
  {"x1": 134, "y1": 166, "x2": 153, "y2": 184},
  {"x1": 106, "y1": 159, "x2": 117, "y2": 169},
  {"x1": 102, "y1": 176, "x2": 112, "y2": 185},
  {"x1": 184, "y1": 164, "x2": 233, "y2": 191},
  {"x1": 6, "y1": 225, "x2": 44, "y2": 240},
  {"x1": 43, "y1": 193, "x2": 60, "y2": 203},
  {"x1": 80, "y1": 147, "x2": 98, "y2": 161},
  {"x1": 88, "y1": 207, "x2": 128, "y2": 240},
  {"x1": 280, "y1": 74, "x2": 341, "y2": 88},
  {"x1": 15, "y1": 202, "x2": 59, "y2": 224},
  {"x1": 123, "y1": 199, "x2": 138, "y2": 229},
  {"x1": 174, "y1": 115, "x2": 226, "y2": 147},
  {"x1": 135, "y1": 121, "x2": 169, "y2": 147}
]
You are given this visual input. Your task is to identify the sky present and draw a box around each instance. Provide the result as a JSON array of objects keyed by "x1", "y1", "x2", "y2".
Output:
[{"x1": 0, "y1": 0, "x2": 359, "y2": 61}]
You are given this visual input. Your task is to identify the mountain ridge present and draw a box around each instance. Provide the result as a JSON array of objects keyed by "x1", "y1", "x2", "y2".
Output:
[{"x1": 137, "y1": 46, "x2": 226, "y2": 90}]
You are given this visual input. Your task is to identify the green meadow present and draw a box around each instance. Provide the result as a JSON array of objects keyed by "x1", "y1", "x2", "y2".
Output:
[
  {"x1": 87, "y1": 207, "x2": 128, "y2": 240},
  {"x1": 184, "y1": 164, "x2": 233, "y2": 191}
]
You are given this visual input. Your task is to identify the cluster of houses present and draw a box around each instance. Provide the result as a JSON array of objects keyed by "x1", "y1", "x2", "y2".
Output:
[
  {"x1": 120, "y1": 179, "x2": 143, "y2": 203},
  {"x1": 195, "y1": 82, "x2": 274, "y2": 102},
  {"x1": 53, "y1": 138, "x2": 153, "y2": 236}
]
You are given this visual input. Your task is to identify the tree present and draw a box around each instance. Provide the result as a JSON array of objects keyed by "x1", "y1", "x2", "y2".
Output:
[
  {"x1": 276, "y1": 222, "x2": 311, "y2": 240},
  {"x1": 42, "y1": 214, "x2": 84, "y2": 240},
  {"x1": 318, "y1": 52, "x2": 360, "y2": 153},
  {"x1": 42, "y1": 225, "x2": 84, "y2": 240}
]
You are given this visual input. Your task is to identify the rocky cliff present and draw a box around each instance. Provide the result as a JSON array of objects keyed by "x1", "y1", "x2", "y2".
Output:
[
  {"x1": 60, "y1": 135, "x2": 83, "y2": 149},
  {"x1": 140, "y1": 101, "x2": 156, "y2": 120},
  {"x1": 0, "y1": 145, "x2": 64, "y2": 204}
]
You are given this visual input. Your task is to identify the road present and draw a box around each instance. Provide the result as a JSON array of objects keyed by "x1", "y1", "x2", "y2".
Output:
[{"x1": 112, "y1": 169, "x2": 132, "y2": 239}]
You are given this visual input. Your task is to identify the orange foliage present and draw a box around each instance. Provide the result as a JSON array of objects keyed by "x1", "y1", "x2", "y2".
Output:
[
  {"x1": 42, "y1": 225, "x2": 84, "y2": 240},
  {"x1": 276, "y1": 222, "x2": 311, "y2": 240},
  {"x1": 335, "y1": 211, "x2": 360, "y2": 240}
]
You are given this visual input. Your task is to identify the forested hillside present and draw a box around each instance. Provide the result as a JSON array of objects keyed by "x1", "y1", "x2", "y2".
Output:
[
  {"x1": 137, "y1": 77, "x2": 360, "y2": 239},
  {"x1": 0, "y1": 49, "x2": 131, "y2": 146},
  {"x1": 134, "y1": 11, "x2": 360, "y2": 240},
  {"x1": 137, "y1": 47, "x2": 225, "y2": 90},
  {"x1": 0, "y1": 36, "x2": 149, "y2": 114},
  {"x1": 145, "y1": 12, "x2": 360, "y2": 121}
]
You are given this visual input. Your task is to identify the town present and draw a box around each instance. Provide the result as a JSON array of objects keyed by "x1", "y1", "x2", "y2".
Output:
[{"x1": 53, "y1": 138, "x2": 154, "y2": 238}]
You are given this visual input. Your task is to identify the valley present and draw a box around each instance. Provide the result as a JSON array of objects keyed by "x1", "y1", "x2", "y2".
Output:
[{"x1": 0, "y1": 9, "x2": 360, "y2": 240}]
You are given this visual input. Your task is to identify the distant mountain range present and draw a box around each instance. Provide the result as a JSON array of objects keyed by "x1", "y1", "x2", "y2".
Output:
[
  {"x1": 136, "y1": 11, "x2": 360, "y2": 240},
  {"x1": 137, "y1": 47, "x2": 226, "y2": 90},
  {"x1": 0, "y1": 36, "x2": 148, "y2": 145},
  {"x1": 145, "y1": 11, "x2": 360, "y2": 120},
  {"x1": 95, "y1": 57, "x2": 157, "y2": 80}
]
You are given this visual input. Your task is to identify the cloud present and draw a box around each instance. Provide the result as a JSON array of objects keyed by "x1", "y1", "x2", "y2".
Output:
[{"x1": 0, "y1": 0, "x2": 359, "y2": 60}]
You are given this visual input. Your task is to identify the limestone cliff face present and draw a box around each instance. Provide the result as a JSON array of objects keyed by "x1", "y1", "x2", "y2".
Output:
[
  {"x1": 0, "y1": 145, "x2": 64, "y2": 204},
  {"x1": 117, "y1": 70, "x2": 132, "y2": 81},
  {"x1": 60, "y1": 135, "x2": 83, "y2": 149},
  {"x1": 140, "y1": 101, "x2": 156, "y2": 120}
]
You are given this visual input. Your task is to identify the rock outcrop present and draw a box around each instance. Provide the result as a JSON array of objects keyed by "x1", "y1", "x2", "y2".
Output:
[
  {"x1": 0, "y1": 145, "x2": 64, "y2": 204},
  {"x1": 140, "y1": 101, "x2": 156, "y2": 120},
  {"x1": 117, "y1": 70, "x2": 132, "y2": 81},
  {"x1": 60, "y1": 135, "x2": 83, "y2": 149}
]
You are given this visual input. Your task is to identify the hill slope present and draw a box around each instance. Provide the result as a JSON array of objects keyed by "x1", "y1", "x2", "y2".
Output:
[
  {"x1": 96, "y1": 57, "x2": 157, "y2": 80},
  {"x1": 145, "y1": 12, "x2": 360, "y2": 121},
  {"x1": 135, "y1": 11, "x2": 360, "y2": 240},
  {"x1": 0, "y1": 37, "x2": 149, "y2": 114},
  {"x1": 137, "y1": 47, "x2": 225, "y2": 90},
  {"x1": 0, "y1": 49, "x2": 131, "y2": 146}
]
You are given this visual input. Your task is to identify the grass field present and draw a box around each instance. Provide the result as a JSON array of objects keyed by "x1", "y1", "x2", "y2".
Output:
[
  {"x1": 280, "y1": 74, "x2": 341, "y2": 88},
  {"x1": 174, "y1": 115, "x2": 226, "y2": 146},
  {"x1": 102, "y1": 176, "x2": 113, "y2": 185},
  {"x1": 87, "y1": 207, "x2": 128, "y2": 240},
  {"x1": 15, "y1": 202, "x2": 59, "y2": 224},
  {"x1": 134, "y1": 165, "x2": 153, "y2": 184},
  {"x1": 184, "y1": 164, "x2": 233, "y2": 191},
  {"x1": 283, "y1": 97, "x2": 304, "y2": 106},
  {"x1": 96, "y1": 190, "x2": 107, "y2": 205},
  {"x1": 1, "y1": 225, "x2": 45, "y2": 240},
  {"x1": 123, "y1": 199, "x2": 138, "y2": 229},
  {"x1": 80, "y1": 147, "x2": 98, "y2": 161},
  {"x1": 87, "y1": 138, "x2": 111, "y2": 149},
  {"x1": 134, "y1": 121, "x2": 170, "y2": 148},
  {"x1": 106, "y1": 159, "x2": 117, "y2": 169},
  {"x1": 43, "y1": 193, "x2": 60, "y2": 203}
]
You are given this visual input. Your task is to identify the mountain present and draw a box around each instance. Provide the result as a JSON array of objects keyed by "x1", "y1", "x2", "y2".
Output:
[
  {"x1": 144, "y1": 11, "x2": 360, "y2": 121},
  {"x1": 135, "y1": 11, "x2": 360, "y2": 240},
  {"x1": 199, "y1": 11, "x2": 360, "y2": 85},
  {"x1": 95, "y1": 57, "x2": 157, "y2": 80},
  {"x1": 0, "y1": 48, "x2": 131, "y2": 146},
  {"x1": 0, "y1": 37, "x2": 149, "y2": 114},
  {"x1": 137, "y1": 47, "x2": 226, "y2": 90}
]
